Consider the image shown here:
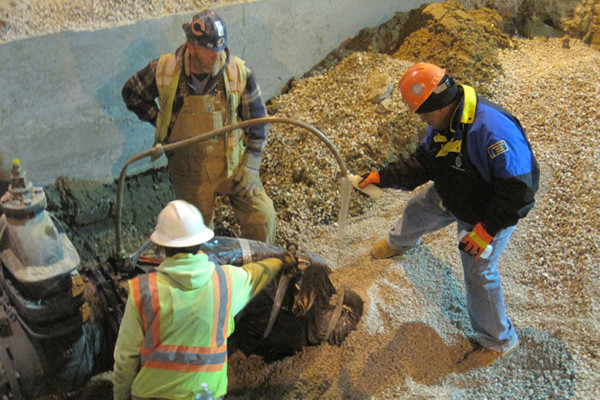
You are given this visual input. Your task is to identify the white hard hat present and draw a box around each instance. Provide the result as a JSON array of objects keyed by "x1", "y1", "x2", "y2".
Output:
[{"x1": 150, "y1": 200, "x2": 214, "y2": 247}]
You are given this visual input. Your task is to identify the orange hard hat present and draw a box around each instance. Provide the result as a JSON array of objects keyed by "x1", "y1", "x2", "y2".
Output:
[{"x1": 398, "y1": 63, "x2": 446, "y2": 113}]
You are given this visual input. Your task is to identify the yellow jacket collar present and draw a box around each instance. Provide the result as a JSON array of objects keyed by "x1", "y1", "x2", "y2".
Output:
[{"x1": 450, "y1": 84, "x2": 477, "y2": 133}]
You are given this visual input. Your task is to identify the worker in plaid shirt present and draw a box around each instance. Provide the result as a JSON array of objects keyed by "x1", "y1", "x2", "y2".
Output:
[{"x1": 122, "y1": 10, "x2": 275, "y2": 244}]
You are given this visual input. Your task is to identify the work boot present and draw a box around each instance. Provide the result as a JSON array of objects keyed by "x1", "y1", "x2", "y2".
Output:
[
  {"x1": 458, "y1": 340, "x2": 519, "y2": 368},
  {"x1": 370, "y1": 238, "x2": 403, "y2": 259}
]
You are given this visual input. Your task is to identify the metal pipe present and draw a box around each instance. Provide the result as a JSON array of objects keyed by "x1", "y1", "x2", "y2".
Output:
[{"x1": 114, "y1": 117, "x2": 349, "y2": 260}]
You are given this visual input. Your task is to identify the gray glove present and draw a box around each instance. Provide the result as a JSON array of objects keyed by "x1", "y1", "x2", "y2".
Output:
[{"x1": 233, "y1": 151, "x2": 263, "y2": 197}]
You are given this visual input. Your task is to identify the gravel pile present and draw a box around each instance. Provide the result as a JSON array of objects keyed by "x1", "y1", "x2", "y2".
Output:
[
  {"x1": 0, "y1": 0, "x2": 242, "y2": 43},
  {"x1": 222, "y1": 36, "x2": 600, "y2": 400},
  {"x1": 258, "y1": 52, "x2": 424, "y2": 245}
]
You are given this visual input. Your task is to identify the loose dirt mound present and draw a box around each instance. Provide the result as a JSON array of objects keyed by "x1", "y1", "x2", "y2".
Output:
[{"x1": 309, "y1": 1, "x2": 511, "y2": 95}]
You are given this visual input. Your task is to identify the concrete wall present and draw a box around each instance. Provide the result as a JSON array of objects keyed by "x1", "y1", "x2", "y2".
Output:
[{"x1": 0, "y1": 0, "x2": 424, "y2": 185}]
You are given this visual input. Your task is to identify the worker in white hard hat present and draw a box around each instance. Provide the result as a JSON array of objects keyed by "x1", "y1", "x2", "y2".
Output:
[
  {"x1": 122, "y1": 10, "x2": 276, "y2": 244},
  {"x1": 112, "y1": 200, "x2": 294, "y2": 400}
]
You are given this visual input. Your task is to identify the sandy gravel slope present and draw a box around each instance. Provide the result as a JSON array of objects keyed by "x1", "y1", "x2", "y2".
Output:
[{"x1": 224, "y1": 37, "x2": 600, "y2": 400}]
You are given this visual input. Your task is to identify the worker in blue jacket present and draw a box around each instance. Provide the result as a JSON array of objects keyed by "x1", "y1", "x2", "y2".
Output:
[{"x1": 357, "y1": 62, "x2": 539, "y2": 367}]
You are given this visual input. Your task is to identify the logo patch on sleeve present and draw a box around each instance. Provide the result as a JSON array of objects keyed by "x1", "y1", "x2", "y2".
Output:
[{"x1": 488, "y1": 140, "x2": 509, "y2": 158}]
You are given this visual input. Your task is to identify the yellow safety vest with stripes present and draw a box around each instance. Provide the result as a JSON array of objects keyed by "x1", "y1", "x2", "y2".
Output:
[
  {"x1": 154, "y1": 52, "x2": 247, "y2": 148},
  {"x1": 129, "y1": 265, "x2": 231, "y2": 394}
]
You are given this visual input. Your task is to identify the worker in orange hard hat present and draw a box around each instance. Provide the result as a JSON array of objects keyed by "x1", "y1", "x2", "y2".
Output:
[
  {"x1": 398, "y1": 62, "x2": 459, "y2": 114},
  {"x1": 355, "y1": 62, "x2": 540, "y2": 369}
]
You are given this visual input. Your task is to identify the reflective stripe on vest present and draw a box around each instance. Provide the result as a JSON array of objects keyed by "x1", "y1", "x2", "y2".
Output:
[
  {"x1": 154, "y1": 53, "x2": 247, "y2": 146},
  {"x1": 131, "y1": 266, "x2": 232, "y2": 372},
  {"x1": 223, "y1": 56, "x2": 247, "y2": 175},
  {"x1": 155, "y1": 53, "x2": 181, "y2": 146}
]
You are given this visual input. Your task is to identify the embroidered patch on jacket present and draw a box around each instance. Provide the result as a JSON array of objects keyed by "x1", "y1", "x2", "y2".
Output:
[{"x1": 488, "y1": 140, "x2": 509, "y2": 158}]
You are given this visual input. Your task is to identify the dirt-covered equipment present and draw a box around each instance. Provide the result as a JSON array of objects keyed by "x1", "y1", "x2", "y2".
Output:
[
  {"x1": 199, "y1": 237, "x2": 364, "y2": 362},
  {"x1": 0, "y1": 160, "x2": 363, "y2": 399},
  {"x1": 0, "y1": 160, "x2": 109, "y2": 399}
]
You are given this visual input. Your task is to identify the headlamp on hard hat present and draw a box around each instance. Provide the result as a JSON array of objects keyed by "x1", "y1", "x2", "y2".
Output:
[{"x1": 183, "y1": 10, "x2": 228, "y2": 51}]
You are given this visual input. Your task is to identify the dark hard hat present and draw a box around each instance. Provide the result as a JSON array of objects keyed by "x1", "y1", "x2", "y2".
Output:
[{"x1": 182, "y1": 10, "x2": 228, "y2": 51}]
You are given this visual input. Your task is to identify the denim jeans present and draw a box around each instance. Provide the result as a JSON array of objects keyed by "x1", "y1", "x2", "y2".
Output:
[{"x1": 388, "y1": 183, "x2": 519, "y2": 352}]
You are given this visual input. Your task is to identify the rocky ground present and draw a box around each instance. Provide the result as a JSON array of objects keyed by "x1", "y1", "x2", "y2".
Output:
[
  {"x1": 2, "y1": 0, "x2": 600, "y2": 399},
  {"x1": 0, "y1": 0, "x2": 245, "y2": 43},
  {"x1": 220, "y1": 36, "x2": 600, "y2": 400}
]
